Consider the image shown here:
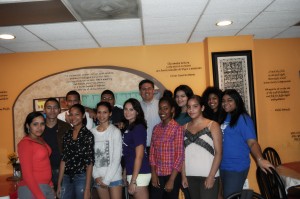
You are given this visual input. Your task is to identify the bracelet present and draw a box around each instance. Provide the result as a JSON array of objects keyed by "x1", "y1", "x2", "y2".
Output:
[
  {"x1": 131, "y1": 180, "x2": 137, "y2": 185},
  {"x1": 257, "y1": 157, "x2": 263, "y2": 162}
]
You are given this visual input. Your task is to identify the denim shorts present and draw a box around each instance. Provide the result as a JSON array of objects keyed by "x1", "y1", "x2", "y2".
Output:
[{"x1": 94, "y1": 179, "x2": 123, "y2": 188}]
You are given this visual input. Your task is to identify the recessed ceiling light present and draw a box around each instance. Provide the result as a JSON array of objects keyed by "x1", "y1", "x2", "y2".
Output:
[
  {"x1": 0, "y1": 34, "x2": 16, "y2": 40},
  {"x1": 216, "y1": 20, "x2": 233, "y2": 26}
]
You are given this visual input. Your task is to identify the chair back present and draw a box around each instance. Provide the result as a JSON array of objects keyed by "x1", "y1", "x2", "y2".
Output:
[
  {"x1": 262, "y1": 147, "x2": 281, "y2": 167},
  {"x1": 226, "y1": 189, "x2": 264, "y2": 199},
  {"x1": 256, "y1": 167, "x2": 287, "y2": 199}
]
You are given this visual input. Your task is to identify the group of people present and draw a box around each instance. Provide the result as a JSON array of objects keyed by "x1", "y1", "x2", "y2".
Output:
[{"x1": 17, "y1": 79, "x2": 274, "y2": 199}]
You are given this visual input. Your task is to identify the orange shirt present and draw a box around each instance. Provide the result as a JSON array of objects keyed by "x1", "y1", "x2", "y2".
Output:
[{"x1": 18, "y1": 136, "x2": 52, "y2": 199}]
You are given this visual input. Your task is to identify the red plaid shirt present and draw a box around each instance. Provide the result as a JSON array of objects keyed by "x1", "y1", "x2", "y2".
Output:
[{"x1": 149, "y1": 119, "x2": 184, "y2": 176}]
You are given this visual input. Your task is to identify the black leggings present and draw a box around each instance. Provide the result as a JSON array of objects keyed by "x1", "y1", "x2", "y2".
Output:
[
  {"x1": 150, "y1": 174, "x2": 181, "y2": 199},
  {"x1": 187, "y1": 176, "x2": 219, "y2": 199}
]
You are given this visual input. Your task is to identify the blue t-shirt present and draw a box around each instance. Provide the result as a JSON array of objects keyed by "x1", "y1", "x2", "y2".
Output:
[
  {"x1": 122, "y1": 124, "x2": 151, "y2": 175},
  {"x1": 220, "y1": 114, "x2": 256, "y2": 171},
  {"x1": 175, "y1": 112, "x2": 191, "y2": 126}
]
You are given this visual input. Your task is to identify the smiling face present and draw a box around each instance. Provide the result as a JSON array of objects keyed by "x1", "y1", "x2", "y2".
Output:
[
  {"x1": 139, "y1": 82, "x2": 154, "y2": 103},
  {"x1": 175, "y1": 90, "x2": 188, "y2": 108},
  {"x1": 208, "y1": 93, "x2": 219, "y2": 112},
  {"x1": 124, "y1": 102, "x2": 138, "y2": 124},
  {"x1": 27, "y1": 116, "x2": 45, "y2": 139},
  {"x1": 222, "y1": 94, "x2": 237, "y2": 113},
  {"x1": 159, "y1": 100, "x2": 174, "y2": 124},
  {"x1": 69, "y1": 106, "x2": 85, "y2": 127},
  {"x1": 96, "y1": 105, "x2": 112, "y2": 124}
]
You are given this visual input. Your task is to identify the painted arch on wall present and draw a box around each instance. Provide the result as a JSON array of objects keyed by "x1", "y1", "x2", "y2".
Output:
[{"x1": 13, "y1": 66, "x2": 165, "y2": 148}]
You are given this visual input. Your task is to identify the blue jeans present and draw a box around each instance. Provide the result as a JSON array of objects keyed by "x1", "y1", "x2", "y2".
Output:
[
  {"x1": 60, "y1": 173, "x2": 86, "y2": 199},
  {"x1": 18, "y1": 184, "x2": 54, "y2": 199},
  {"x1": 220, "y1": 168, "x2": 249, "y2": 198}
]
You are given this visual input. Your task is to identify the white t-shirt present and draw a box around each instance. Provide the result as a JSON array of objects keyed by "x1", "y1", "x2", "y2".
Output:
[
  {"x1": 57, "y1": 110, "x2": 94, "y2": 130},
  {"x1": 91, "y1": 124, "x2": 122, "y2": 185}
]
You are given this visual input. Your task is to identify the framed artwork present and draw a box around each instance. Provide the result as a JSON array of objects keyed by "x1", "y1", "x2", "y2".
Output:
[
  {"x1": 33, "y1": 97, "x2": 66, "y2": 112},
  {"x1": 212, "y1": 50, "x2": 256, "y2": 128},
  {"x1": 33, "y1": 98, "x2": 49, "y2": 112}
]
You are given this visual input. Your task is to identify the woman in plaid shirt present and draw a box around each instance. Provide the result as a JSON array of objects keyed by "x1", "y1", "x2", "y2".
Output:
[{"x1": 150, "y1": 96, "x2": 184, "y2": 199}]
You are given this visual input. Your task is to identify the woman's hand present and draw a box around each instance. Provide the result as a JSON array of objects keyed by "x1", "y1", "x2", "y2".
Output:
[
  {"x1": 165, "y1": 178, "x2": 174, "y2": 192},
  {"x1": 204, "y1": 176, "x2": 215, "y2": 189},
  {"x1": 50, "y1": 186, "x2": 56, "y2": 198},
  {"x1": 128, "y1": 181, "x2": 137, "y2": 195},
  {"x1": 56, "y1": 185, "x2": 61, "y2": 198},
  {"x1": 151, "y1": 172, "x2": 160, "y2": 188},
  {"x1": 84, "y1": 188, "x2": 90, "y2": 199},
  {"x1": 258, "y1": 158, "x2": 275, "y2": 173},
  {"x1": 95, "y1": 177, "x2": 108, "y2": 188},
  {"x1": 181, "y1": 175, "x2": 189, "y2": 188}
]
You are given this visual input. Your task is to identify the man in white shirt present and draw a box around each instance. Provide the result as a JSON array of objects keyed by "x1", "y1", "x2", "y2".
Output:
[
  {"x1": 57, "y1": 90, "x2": 93, "y2": 130},
  {"x1": 139, "y1": 79, "x2": 161, "y2": 154}
]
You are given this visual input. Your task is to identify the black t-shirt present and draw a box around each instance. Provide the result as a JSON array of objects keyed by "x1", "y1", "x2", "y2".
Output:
[
  {"x1": 43, "y1": 124, "x2": 60, "y2": 169},
  {"x1": 111, "y1": 106, "x2": 124, "y2": 125}
]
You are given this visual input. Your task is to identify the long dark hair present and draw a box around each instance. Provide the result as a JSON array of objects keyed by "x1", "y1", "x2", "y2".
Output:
[
  {"x1": 219, "y1": 89, "x2": 249, "y2": 127},
  {"x1": 96, "y1": 101, "x2": 112, "y2": 113},
  {"x1": 123, "y1": 98, "x2": 147, "y2": 130},
  {"x1": 173, "y1": 85, "x2": 194, "y2": 119},
  {"x1": 70, "y1": 104, "x2": 87, "y2": 125},
  {"x1": 159, "y1": 96, "x2": 176, "y2": 111},
  {"x1": 201, "y1": 86, "x2": 223, "y2": 122},
  {"x1": 24, "y1": 112, "x2": 45, "y2": 134}
]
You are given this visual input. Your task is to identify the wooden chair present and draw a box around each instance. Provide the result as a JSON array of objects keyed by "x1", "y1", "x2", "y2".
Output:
[
  {"x1": 256, "y1": 167, "x2": 287, "y2": 199},
  {"x1": 263, "y1": 147, "x2": 282, "y2": 167},
  {"x1": 225, "y1": 189, "x2": 264, "y2": 199}
]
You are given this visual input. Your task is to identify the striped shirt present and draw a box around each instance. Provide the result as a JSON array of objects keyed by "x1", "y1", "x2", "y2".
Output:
[{"x1": 149, "y1": 119, "x2": 184, "y2": 176}]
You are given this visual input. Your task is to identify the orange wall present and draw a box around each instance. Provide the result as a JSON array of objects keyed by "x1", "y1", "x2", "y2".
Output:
[
  {"x1": 253, "y1": 38, "x2": 300, "y2": 159},
  {"x1": 0, "y1": 43, "x2": 206, "y2": 173},
  {"x1": 1, "y1": 36, "x2": 299, "y2": 193}
]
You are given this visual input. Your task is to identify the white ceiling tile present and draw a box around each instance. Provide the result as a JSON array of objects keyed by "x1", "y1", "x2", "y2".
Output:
[
  {"x1": 0, "y1": 41, "x2": 55, "y2": 52},
  {"x1": 0, "y1": 0, "x2": 300, "y2": 54},
  {"x1": 195, "y1": 13, "x2": 256, "y2": 31},
  {"x1": 48, "y1": 39, "x2": 99, "y2": 50},
  {"x1": 0, "y1": 26, "x2": 41, "y2": 43},
  {"x1": 246, "y1": 11, "x2": 300, "y2": 28},
  {"x1": 145, "y1": 32, "x2": 188, "y2": 45},
  {"x1": 84, "y1": 19, "x2": 142, "y2": 47},
  {"x1": 190, "y1": 29, "x2": 240, "y2": 42},
  {"x1": 204, "y1": 0, "x2": 273, "y2": 14},
  {"x1": 238, "y1": 27, "x2": 287, "y2": 38},
  {"x1": 24, "y1": 22, "x2": 93, "y2": 41},
  {"x1": 266, "y1": 0, "x2": 300, "y2": 12},
  {"x1": 142, "y1": 0, "x2": 208, "y2": 17},
  {"x1": 0, "y1": 46, "x2": 13, "y2": 54},
  {"x1": 143, "y1": 16, "x2": 198, "y2": 35},
  {"x1": 275, "y1": 26, "x2": 300, "y2": 38}
]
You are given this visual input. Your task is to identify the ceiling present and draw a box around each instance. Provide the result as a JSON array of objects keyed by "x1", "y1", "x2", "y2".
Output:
[{"x1": 0, "y1": 0, "x2": 300, "y2": 54}]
